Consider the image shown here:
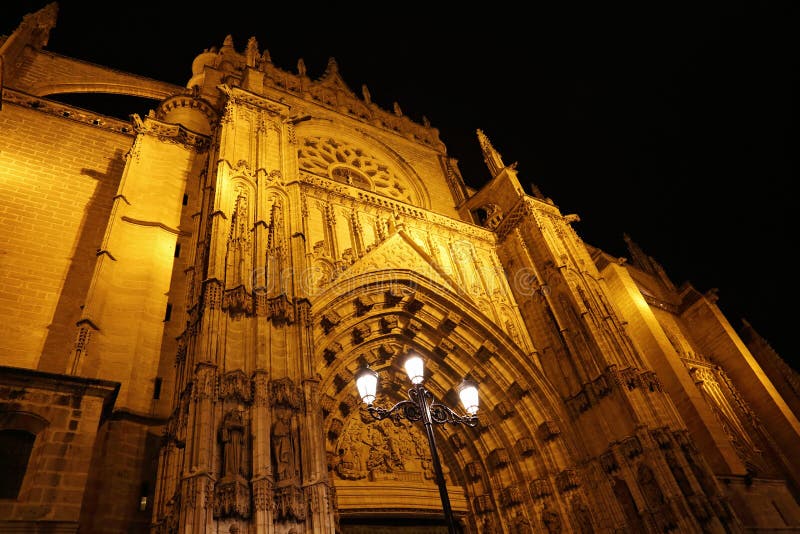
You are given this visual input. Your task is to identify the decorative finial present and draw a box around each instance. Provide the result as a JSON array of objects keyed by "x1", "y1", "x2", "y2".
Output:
[
  {"x1": 245, "y1": 37, "x2": 259, "y2": 67},
  {"x1": 297, "y1": 58, "x2": 307, "y2": 77},
  {"x1": 222, "y1": 35, "x2": 234, "y2": 49},
  {"x1": 393, "y1": 102, "x2": 403, "y2": 117},
  {"x1": 326, "y1": 57, "x2": 339, "y2": 74},
  {"x1": 261, "y1": 49, "x2": 272, "y2": 64},
  {"x1": 362, "y1": 84, "x2": 372, "y2": 104}
]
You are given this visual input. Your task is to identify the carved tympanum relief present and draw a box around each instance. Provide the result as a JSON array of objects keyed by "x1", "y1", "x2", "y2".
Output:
[{"x1": 332, "y1": 411, "x2": 449, "y2": 484}]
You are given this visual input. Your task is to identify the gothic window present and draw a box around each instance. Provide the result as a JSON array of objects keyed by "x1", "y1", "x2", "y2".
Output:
[
  {"x1": 330, "y1": 166, "x2": 371, "y2": 190},
  {"x1": 297, "y1": 137, "x2": 420, "y2": 205}
]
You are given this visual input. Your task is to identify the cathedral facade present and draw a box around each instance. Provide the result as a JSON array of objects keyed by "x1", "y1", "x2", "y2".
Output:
[{"x1": 2, "y1": 5, "x2": 799, "y2": 533}]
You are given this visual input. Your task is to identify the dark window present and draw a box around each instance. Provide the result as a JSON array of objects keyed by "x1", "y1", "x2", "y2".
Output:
[
  {"x1": 153, "y1": 377, "x2": 162, "y2": 400},
  {"x1": 0, "y1": 429, "x2": 36, "y2": 499},
  {"x1": 182, "y1": 194, "x2": 188, "y2": 205},
  {"x1": 174, "y1": 243, "x2": 181, "y2": 258},
  {"x1": 164, "y1": 303, "x2": 172, "y2": 322}
]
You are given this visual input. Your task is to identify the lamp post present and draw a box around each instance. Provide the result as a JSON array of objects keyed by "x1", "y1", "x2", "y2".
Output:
[{"x1": 355, "y1": 352, "x2": 479, "y2": 534}]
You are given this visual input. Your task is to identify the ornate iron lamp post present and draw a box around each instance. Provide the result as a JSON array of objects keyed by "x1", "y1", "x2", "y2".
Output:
[{"x1": 355, "y1": 352, "x2": 479, "y2": 534}]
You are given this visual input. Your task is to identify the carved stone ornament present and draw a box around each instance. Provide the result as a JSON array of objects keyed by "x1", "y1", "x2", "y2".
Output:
[
  {"x1": 267, "y1": 294, "x2": 295, "y2": 324},
  {"x1": 651, "y1": 427, "x2": 673, "y2": 449},
  {"x1": 475, "y1": 341, "x2": 497, "y2": 361},
  {"x1": 517, "y1": 436, "x2": 536, "y2": 457},
  {"x1": 332, "y1": 415, "x2": 435, "y2": 482},
  {"x1": 385, "y1": 288, "x2": 404, "y2": 307},
  {"x1": 220, "y1": 370, "x2": 251, "y2": 403},
  {"x1": 323, "y1": 342, "x2": 343, "y2": 365},
  {"x1": 600, "y1": 450, "x2": 620, "y2": 473},
  {"x1": 500, "y1": 485, "x2": 523, "y2": 507},
  {"x1": 193, "y1": 363, "x2": 217, "y2": 401},
  {"x1": 473, "y1": 494, "x2": 494, "y2": 514},
  {"x1": 213, "y1": 478, "x2": 250, "y2": 518},
  {"x1": 495, "y1": 400, "x2": 514, "y2": 420},
  {"x1": 465, "y1": 461, "x2": 482, "y2": 481},
  {"x1": 537, "y1": 420, "x2": 561, "y2": 441},
  {"x1": 354, "y1": 295, "x2": 375, "y2": 316},
  {"x1": 252, "y1": 477, "x2": 274, "y2": 512},
  {"x1": 434, "y1": 337, "x2": 455, "y2": 357},
  {"x1": 556, "y1": 469, "x2": 580, "y2": 492},
  {"x1": 488, "y1": 448, "x2": 510, "y2": 470},
  {"x1": 439, "y1": 312, "x2": 462, "y2": 332},
  {"x1": 320, "y1": 310, "x2": 342, "y2": 333},
  {"x1": 449, "y1": 432, "x2": 466, "y2": 451},
  {"x1": 380, "y1": 314, "x2": 399, "y2": 333},
  {"x1": 404, "y1": 293, "x2": 425, "y2": 313},
  {"x1": 222, "y1": 285, "x2": 253, "y2": 316},
  {"x1": 274, "y1": 485, "x2": 306, "y2": 521},
  {"x1": 252, "y1": 370, "x2": 269, "y2": 407},
  {"x1": 621, "y1": 435, "x2": 643, "y2": 459},
  {"x1": 352, "y1": 323, "x2": 370, "y2": 345},
  {"x1": 404, "y1": 318, "x2": 423, "y2": 338},
  {"x1": 530, "y1": 478, "x2": 552, "y2": 500}
]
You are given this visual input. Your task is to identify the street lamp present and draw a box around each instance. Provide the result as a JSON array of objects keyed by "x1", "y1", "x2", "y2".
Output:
[{"x1": 354, "y1": 352, "x2": 479, "y2": 534}]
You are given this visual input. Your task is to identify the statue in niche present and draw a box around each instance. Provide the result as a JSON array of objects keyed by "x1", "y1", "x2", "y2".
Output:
[
  {"x1": 267, "y1": 198, "x2": 286, "y2": 293},
  {"x1": 512, "y1": 510, "x2": 534, "y2": 533},
  {"x1": 637, "y1": 463, "x2": 665, "y2": 508},
  {"x1": 505, "y1": 318, "x2": 522, "y2": 346},
  {"x1": 272, "y1": 408, "x2": 299, "y2": 483},
  {"x1": 220, "y1": 411, "x2": 245, "y2": 479},
  {"x1": 227, "y1": 191, "x2": 251, "y2": 289},
  {"x1": 480, "y1": 515, "x2": 499, "y2": 534},
  {"x1": 665, "y1": 451, "x2": 693, "y2": 496},
  {"x1": 541, "y1": 503, "x2": 562, "y2": 534},
  {"x1": 571, "y1": 497, "x2": 594, "y2": 533}
]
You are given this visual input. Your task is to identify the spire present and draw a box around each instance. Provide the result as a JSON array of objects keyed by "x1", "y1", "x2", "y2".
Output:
[
  {"x1": 324, "y1": 57, "x2": 339, "y2": 76},
  {"x1": 477, "y1": 129, "x2": 506, "y2": 178},
  {"x1": 623, "y1": 233, "x2": 676, "y2": 291},
  {"x1": 623, "y1": 233, "x2": 651, "y2": 272}
]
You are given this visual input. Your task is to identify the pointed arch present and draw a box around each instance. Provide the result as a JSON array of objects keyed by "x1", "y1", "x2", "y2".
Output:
[{"x1": 310, "y1": 269, "x2": 579, "y2": 521}]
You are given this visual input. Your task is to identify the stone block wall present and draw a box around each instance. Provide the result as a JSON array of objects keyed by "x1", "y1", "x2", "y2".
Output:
[{"x1": 0, "y1": 366, "x2": 118, "y2": 533}]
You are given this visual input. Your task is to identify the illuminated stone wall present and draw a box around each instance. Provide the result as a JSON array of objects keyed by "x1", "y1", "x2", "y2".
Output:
[{"x1": 1, "y1": 4, "x2": 800, "y2": 533}]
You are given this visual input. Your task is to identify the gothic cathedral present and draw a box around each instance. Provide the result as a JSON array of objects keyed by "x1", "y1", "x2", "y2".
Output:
[{"x1": 2, "y1": 4, "x2": 799, "y2": 533}]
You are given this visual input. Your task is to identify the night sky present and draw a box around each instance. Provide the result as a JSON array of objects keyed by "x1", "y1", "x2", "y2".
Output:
[{"x1": 4, "y1": 2, "x2": 796, "y2": 369}]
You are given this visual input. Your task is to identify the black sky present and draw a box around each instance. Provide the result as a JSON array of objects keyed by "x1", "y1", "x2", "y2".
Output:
[{"x1": 4, "y1": 2, "x2": 796, "y2": 368}]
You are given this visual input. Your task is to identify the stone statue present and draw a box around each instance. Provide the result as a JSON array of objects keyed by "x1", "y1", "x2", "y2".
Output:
[
  {"x1": 542, "y1": 503, "x2": 562, "y2": 534},
  {"x1": 221, "y1": 411, "x2": 245, "y2": 478},
  {"x1": 273, "y1": 409, "x2": 298, "y2": 482}
]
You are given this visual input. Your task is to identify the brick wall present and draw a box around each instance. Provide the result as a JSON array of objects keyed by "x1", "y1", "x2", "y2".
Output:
[{"x1": 0, "y1": 103, "x2": 129, "y2": 371}]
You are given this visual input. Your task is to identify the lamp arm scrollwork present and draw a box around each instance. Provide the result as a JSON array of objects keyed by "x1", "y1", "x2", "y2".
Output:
[
  {"x1": 429, "y1": 401, "x2": 478, "y2": 427},
  {"x1": 366, "y1": 399, "x2": 421, "y2": 423},
  {"x1": 365, "y1": 384, "x2": 477, "y2": 427}
]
